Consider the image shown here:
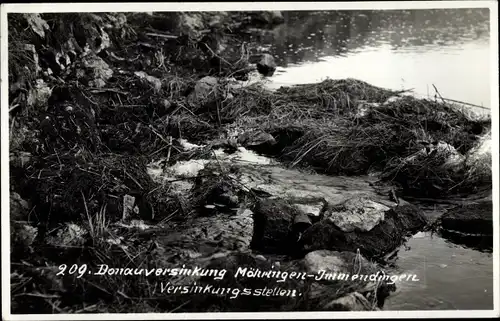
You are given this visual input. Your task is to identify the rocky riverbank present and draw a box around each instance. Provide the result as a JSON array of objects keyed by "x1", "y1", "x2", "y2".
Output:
[{"x1": 8, "y1": 12, "x2": 492, "y2": 313}]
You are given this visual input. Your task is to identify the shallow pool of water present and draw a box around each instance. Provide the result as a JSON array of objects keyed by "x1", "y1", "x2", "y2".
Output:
[
  {"x1": 250, "y1": 9, "x2": 491, "y2": 112},
  {"x1": 384, "y1": 231, "x2": 493, "y2": 310}
]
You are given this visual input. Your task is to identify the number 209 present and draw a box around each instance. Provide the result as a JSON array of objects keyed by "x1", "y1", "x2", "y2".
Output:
[{"x1": 56, "y1": 264, "x2": 88, "y2": 278}]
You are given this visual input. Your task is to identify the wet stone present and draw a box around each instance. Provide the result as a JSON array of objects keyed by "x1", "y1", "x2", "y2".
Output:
[
  {"x1": 10, "y1": 192, "x2": 30, "y2": 221},
  {"x1": 251, "y1": 11, "x2": 285, "y2": 26},
  {"x1": 187, "y1": 76, "x2": 219, "y2": 106},
  {"x1": 439, "y1": 201, "x2": 492, "y2": 236},
  {"x1": 11, "y1": 223, "x2": 38, "y2": 254},
  {"x1": 323, "y1": 292, "x2": 373, "y2": 311},
  {"x1": 134, "y1": 71, "x2": 162, "y2": 93},
  {"x1": 301, "y1": 250, "x2": 395, "y2": 310},
  {"x1": 238, "y1": 130, "x2": 277, "y2": 148},
  {"x1": 324, "y1": 196, "x2": 390, "y2": 233},
  {"x1": 299, "y1": 203, "x2": 428, "y2": 259},
  {"x1": 256, "y1": 54, "x2": 277, "y2": 77},
  {"x1": 251, "y1": 198, "x2": 299, "y2": 254}
]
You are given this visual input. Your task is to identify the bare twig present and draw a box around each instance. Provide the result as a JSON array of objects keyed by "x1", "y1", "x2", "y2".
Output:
[
  {"x1": 124, "y1": 170, "x2": 144, "y2": 190},
  {"x1": 46, "y1": 298, "x2": 64, "y2": 313},
  {"x1": 146, "y1": 32, "x2": 178, "y2": 39},
  {"x1": 440, "y1": 97, "x2": 489, "y2": 110},
  {"x1": 15, "y1": 292, "x2": 61, "y2": 299},
  {"x1": 169, "y1": 300, "x2": 191, "y2": 313},
  {"x1": 148, "y1": 125, "x2": 170, "y2": 145},
  {"x1": 74, "y1": 304, "x2": 98, "y2": 313},
  {"x1": 9, "y1": 104, "x2": 20, "y2": 112},
  {"x1": 90, "y1": 88, "x2": 128, "y2": 95},
  {"x1": 165, "y1": 136, "x2": 173, "y2": 164}
]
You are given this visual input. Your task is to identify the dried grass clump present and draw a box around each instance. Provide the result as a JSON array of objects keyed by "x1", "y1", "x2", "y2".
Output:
[
  {"x1": 382, "y1": 129, "x2": 492, "y2": 198},
  {"x1": 269, "y1": 94, "x2": 490, "y2": 179},
  {"x1": 364, "y1": 96, "x2": 490, "y2": 154},
  {"x1": 222, "y1": 78, "x2": 401, "y2": 124},
  {"x1": 274, "y1": 78, "x2": 401, "y2": 116}
]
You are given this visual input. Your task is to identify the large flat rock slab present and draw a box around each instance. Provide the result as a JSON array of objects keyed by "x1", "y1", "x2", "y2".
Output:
[{"x1": 232, "y1": 162, "x2": 396, "y2": 208}]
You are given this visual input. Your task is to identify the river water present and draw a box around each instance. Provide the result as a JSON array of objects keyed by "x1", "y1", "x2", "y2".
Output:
[
  {"x1": 250, "y1": 8, "x2": 491, "y2": 112},
  {"x1": 247, "y1": 9, "x2": 493, "y2": 310}
]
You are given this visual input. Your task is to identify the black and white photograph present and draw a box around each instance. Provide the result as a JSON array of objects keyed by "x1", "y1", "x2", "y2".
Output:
[{"x1": 1, "y1": 1, "x2": 498, "y2": 319}]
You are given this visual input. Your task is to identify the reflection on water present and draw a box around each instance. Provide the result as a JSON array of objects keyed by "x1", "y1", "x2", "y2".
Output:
[
  {"x1": 384, "y1": 232, "x2": 493, "y2": 310},
  {"x1": 250, "y1": 9, "x2": 491, "y2": 109}
]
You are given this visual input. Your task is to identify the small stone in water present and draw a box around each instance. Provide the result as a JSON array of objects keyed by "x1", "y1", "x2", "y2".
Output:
[{"x1": 255, "y1": 255, "x2": 266, "y2": 261}]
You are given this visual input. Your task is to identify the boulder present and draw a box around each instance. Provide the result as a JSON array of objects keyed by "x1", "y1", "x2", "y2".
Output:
[
  {"x1": 198, "y1": 31, "x2": 225, "y2": 56},
  {"x1": 301, "y1": 250, "x2": 396, "y2": 310},
  {"x1": 122, "y1": 194, "x2": 139, "y2": 220},
  {"x1": 256, "y1": 54, "x2": 277, "y2": 77},
  {"x1": 324, "y1": 196, "x2": 390, "y2": 232},
  {"x1": 134, "y1": 71, "x2": 163, "y2": 93},
  {"x1": 78, "y1": 54, "x2": 113, "y2": 88},
  {"x1": 238, "y1": 130, "x2": 277, "y2": 149},
  {"x1": 208, "y1": 12, "x2": 229, "y2": 29},
  {"x1": 26, "y1": 79, "x2": 52, "y2": 109},
  {"x1": 323, "y1": 292, "x2": 373, "y2": 311},
  {"x1": 439, "y1": 201, "x2": 492, "y2": 235},
  {"x1": 251, "y1": 198, "x2": 299, "y2": 254},
  {"x1": 299, "y1": 203, "x2": 428, "y2": 259},
  {"x1": 187, "y1": 76, "x2": 219, "y2": 106},
  {"x1": 177, "y1": 12, "x2": 206, "y2": 39},
  {"x1": 303, "y1": 250, "x2": 363, "y2": 275},
  {"x1": 290, "y1": 196, "x2": 328, "y2": 225},
  {"x1": 251, "y1": 11, "x2": 285, "y2": 25},
  {"x1": 11, "y1": 223, "x2": 38, "y2": 254},
  {"x1": 269, "y1": 11, "x2": 285, "y2": 24},
  {"x1": 294, "y1": 201, "x2": 326, "y2": 218},
  {"x1": 191, "y1": 164, "x2": 241, "y2": 213},
  {"x1": 294, "y1": 213, "x2": 312, "y2": 229},
  {"x1": 24, "y1": 13, "x2": 50, "y2": 38},
  {"x1": 10, "y1": 192, "x2": 30, "y2": 221}
]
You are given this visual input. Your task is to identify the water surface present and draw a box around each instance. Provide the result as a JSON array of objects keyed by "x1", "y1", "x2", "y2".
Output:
[
  {"x1": 250, "y1": 9, "x2": 491, "y2": 110},
  {"x1": 384, "y1": 231, "x2": 493, "y2": 310}
]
